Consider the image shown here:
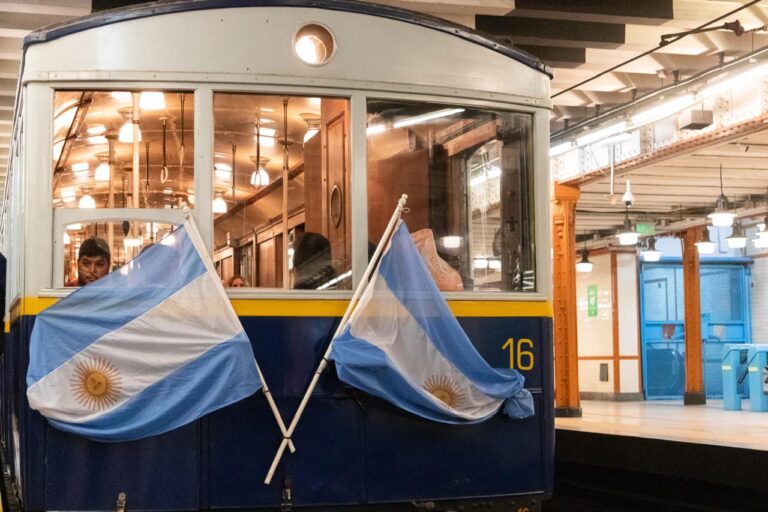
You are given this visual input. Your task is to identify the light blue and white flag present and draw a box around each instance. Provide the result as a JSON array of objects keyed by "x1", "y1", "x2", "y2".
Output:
[
  {"x1": 26, "y1": 217, "x2": 262, "y2": 441},
  {"x1": 330, "y1": 222, "x2": 534, "y2": 423}
]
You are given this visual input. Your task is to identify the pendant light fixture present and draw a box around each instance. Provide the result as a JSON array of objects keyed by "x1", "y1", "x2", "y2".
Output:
[
  {"x1": 78, "y1": 188, "x2": 96, "y2": 209},
  {"x1": 118, "y1": 113, "x2": 142, "y2": 143},
  {"x1": 642, "y1": 237, "x2": 662, "y2": 262},
  {"x1": 301, "y1": 113, "x2": 321, "y2": 143},
  {"x1": 250, "y1": 156, "x2": 270, "y2": 187},
  {"x1": 251, "y1": 119, "x2": 270, "y2": 187},
  {"x1": 575, "y1": 249, "x2": 593, "y2": 272},
  {"x1": 94, "y1": 155, "x2": 110, "y2": 182},
  {"x1": 575, "y1": 233, "x2": 594, "y2": 273},
  {"x1": 726, "y1": 221, "x2": 747, "y2": 249},
  {"x1": 707, "y1": 164, "x2": 736, "y2": 227},
  {"x1": 616, "y1": 206, "x2": 639, "y2": 246},
  {"x1": 212, "y1": 192, "x2": 227, "y2": 214},
  {"x1": 695, "y1": 227, "x2": 717, "y2": 255}
]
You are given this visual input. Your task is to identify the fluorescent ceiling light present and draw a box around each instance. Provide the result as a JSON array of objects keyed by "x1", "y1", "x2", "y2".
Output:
[
  {"x1": 366, "y1": 124, "x2": 386, "y2": 136},
  {"x1": 631, "y1": 94, "x2": 696, "y2": 127},
  {"x1": 699, "y1": 63, "x2": 768, "y2": 99},
  {"x1": 549, "y1": 141, "x2": 574, "y2": 157},
  {"x1": 393, "y1": 108, "x2": 464, "y2": 129},
  {"x1": 139, "y1": 91, "x2": 166, "y2": 111},
  {"x1": 575, "y1": 121, "x2": 627, "y2": 147}
]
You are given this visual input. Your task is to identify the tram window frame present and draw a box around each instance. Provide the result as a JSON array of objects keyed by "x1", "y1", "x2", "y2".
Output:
[
  {"x1": 211, "y1": 92, "x2": 353, "y2": 292},
  {"x1": 365, "y1": 98, "x2": 537, "y2": 293},
  {"x1": 51, "y1": 89, "x2": 196, "y2": 212}
]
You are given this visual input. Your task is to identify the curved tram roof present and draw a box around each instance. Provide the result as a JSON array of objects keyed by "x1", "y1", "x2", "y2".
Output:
[{"x1": 22, "y1": 0, "x2": 552, "y2": 78}]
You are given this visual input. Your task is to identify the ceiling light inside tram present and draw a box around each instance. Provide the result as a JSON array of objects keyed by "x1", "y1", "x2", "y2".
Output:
[
  {"x1": 94, "y1": 161, "x2": 110, "y2": 182},
  {"x1": 139, "y1": 92, "x2": 166, "y2": 111},
  {"x1": 214, "y1": 162, "x2": 232, "y2": 181},
  {"x1": 118, "y1": 114, "x2": 142, "y2": 143},
  {"x1": 212, "y1": 193, "x2": 228, "y2": 214},
  {"x1": 78, "y1": 189, "x2": 96, "y2": 209}
]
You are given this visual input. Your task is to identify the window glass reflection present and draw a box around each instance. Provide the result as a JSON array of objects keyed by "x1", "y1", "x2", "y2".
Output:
[
  {"x1": 213, "y1": 93, "x2": 351, "y2": 289},
  {"x1": 367, "y1": 100, "x2": 535, "y2": 291},
  {"x1": 52, "y1": 91, "x2": 194, "y2": 209},
  {"x1": 63, "y1": 221, "x2": 176, "y2": 286}
]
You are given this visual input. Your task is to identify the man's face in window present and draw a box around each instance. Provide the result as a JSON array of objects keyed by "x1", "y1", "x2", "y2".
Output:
[{"x1": 78, "y1": 255, "x2": 109, "y2": 286}]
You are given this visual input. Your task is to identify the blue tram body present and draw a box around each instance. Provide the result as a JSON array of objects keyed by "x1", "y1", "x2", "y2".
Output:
[
  {"x1": 1, "y1": 1, "x2": 554, "y2": 509},
  {"x1": 5, "y1": 311, "x2": 553, "y2": 510}
]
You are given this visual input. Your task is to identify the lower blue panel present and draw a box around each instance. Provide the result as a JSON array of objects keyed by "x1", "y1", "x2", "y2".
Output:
[
  {"x1": 44, "y1": 422, "x2": 199, "y2": 510},
  {"x1": 364, "y1": 393, "x2": 544, "y2": 502},
  {"x1": 10, "y1": 313, "x2": 551, "y2": 510}
]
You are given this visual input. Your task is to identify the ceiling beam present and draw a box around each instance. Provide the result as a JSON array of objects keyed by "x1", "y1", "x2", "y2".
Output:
[
  {"x1": 516, "y1": 44, "x2": 585, "y2": 68},
  {"x1": 508, "y1": 0, "x2": 673, "y2": 26},
  {"x1": 475, "y1": 15, "x2": 625, "y2": 48}
]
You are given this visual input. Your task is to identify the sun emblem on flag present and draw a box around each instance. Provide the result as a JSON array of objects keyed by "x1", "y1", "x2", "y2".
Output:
[
  {"x1": 423, "y1": 375, "x2": 465, "y2": 409},
  {"x1": 70, "y1": 358, "x2": 122, "y2": 410}
]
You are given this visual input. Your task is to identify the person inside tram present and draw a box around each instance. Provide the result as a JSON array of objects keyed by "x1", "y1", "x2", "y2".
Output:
[
  {"x1": 292, "y1": 232, "x2": 336, "y2": 290},
  {"x1": 228, "y1": 275, "x2": 248, "y2": 287},
  {"x1": 66, "y1": 237, "x2": 111, "y2": 287}
]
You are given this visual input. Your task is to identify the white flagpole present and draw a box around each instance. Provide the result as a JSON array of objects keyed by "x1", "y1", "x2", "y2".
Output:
[
  {"x1": 264, "y1": 194, "x2": 408, "y2": 484},
  {"x1": 180, "y1": 211, "x2": 296, "y2": 454},
  {"x1": 254, "y1": 362, "x2": 296, "y2": 453}
]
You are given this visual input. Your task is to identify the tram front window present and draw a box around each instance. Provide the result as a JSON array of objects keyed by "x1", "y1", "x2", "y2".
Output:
[
  {"x1": 213, "y1": 93, "x2": 351, "y2": 289},
  {"x1": 52, "y1": 91, "x2": 195, "y2": 209},
  {"x1": 367, "y1": 100, "x2": 535, "y2": 292}
]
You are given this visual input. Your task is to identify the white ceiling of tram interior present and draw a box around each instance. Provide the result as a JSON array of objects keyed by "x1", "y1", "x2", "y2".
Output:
[{"x1": 2, "y1": 0, "x2": 768, "y2": 239}]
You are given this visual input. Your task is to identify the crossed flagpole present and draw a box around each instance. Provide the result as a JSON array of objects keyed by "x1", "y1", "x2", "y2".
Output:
[
  {"x1": 264, "y1": 194, "x2": 409, "y2": 484},
  {"x1": 183, "y1": 212, "x2": 296, "y2": 455}
]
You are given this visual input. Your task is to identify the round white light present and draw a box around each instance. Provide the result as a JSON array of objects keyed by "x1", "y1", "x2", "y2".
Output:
[
  {"x1": 642, "y1": 250, "x2": 662, "y2": 262},
  {"x1": 708, "y1": 211, "x2": 736, "y2": 227},
  {"x1": 696, "y1": 241, "x2": 717, "y2": 255},
  {"x1": 94, "y1": 162, "x2": 110, "y2": 182},
  {"x1": 78, "y1": 193, "x2": 95, "y2": 209},
  {"x1": 293, "y1": 24, "x2": 335, "y2": 66},
  {"x1": 617, "y1": 232, "x2": 640, "y2": 246},
  {"x1": 250, "y1": 167, "x2": 270, "y2": 187},
  {"x1": 575, "y1": 261, "x2": 594, "y2": 273},
  {"x1": 441, "y1": 236, "x2": 462, "y2": 249},
  {"x1": 212, "y1": 195, "x2": 228, "y2": 214}
]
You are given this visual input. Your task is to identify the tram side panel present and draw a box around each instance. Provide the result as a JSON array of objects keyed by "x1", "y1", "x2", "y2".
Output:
[{"x1": 208, "y1": 314, "x2": 553, "y2": 507}]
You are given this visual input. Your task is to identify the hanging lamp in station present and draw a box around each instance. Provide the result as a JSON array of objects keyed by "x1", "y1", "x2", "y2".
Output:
[
  {"x1": 753, "y1": 216, "x2": 768, "y2": 248},
  {"x1": 726, "y1": 221, "x2": 748, "y2": 249},
  {"x1": 575, "y1": 248, "x2": 594, "y2": 273},
  {"x1": 642, "y1": 237, "x2": 662, "y2": 262},
  {"x1": 695, "y1": 227, "x2": 717, "y2": 255},
  {"x1": 616, "y1": 207, "x2": 639, "y2": 246},
  {"x1": 708, "y1": 165, "x2": 736, "y2": 227}
]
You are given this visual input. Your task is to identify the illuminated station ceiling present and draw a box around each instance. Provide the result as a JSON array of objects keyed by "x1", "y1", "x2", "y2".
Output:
[{"x1": 2, "y1": 0, "x2": 768, "y2": 235}]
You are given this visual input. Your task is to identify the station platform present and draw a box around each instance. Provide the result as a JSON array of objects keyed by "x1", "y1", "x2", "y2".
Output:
[{"x1": 547, "y1": 400, "x2": 768, "y2": 512}]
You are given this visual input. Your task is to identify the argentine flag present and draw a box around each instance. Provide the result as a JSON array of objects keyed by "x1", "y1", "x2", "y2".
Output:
[
  {"x1": 27, "y1": 217, "x2": 262, "y2": 441},
  {"x1": 330, "y1": 222, "x2": 534, "y2": 423}
]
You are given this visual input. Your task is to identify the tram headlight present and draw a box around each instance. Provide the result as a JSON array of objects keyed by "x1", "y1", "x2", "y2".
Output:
[{"x1": 293, "y1": 24, "x2": 335, "y2": 66}]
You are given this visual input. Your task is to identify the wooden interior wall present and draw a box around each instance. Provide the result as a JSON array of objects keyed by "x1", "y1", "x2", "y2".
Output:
[
  {"x1": 303, "y1": 134, "x2": 324, "y2": 235},
  {"x1": 322, "y1": 98, "x2": 350, "y2": 276},
  {"x1": 367, "y1": 147, "x2": 430, "y2": 242}
]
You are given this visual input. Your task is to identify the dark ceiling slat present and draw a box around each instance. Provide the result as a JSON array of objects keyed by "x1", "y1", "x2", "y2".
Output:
[
  {"x1": 476, "y1": 15, "x2": 625, "y2": 49},
  {"x1": 509, "y1": 0, "x2": 673, "y2": 25},
  {"x1": 515, "y1": 44, "x2": 585, "y2": 68}
]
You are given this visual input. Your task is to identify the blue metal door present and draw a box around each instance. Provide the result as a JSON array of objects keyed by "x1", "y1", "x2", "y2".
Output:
[{"x1": 640, "y1": 262, "x2": 751, "y2": 399}]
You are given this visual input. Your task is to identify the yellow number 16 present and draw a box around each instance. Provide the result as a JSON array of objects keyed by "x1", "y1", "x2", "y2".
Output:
[{"x1": 501, "y1": 338, "x2": 535, "y2": 370}]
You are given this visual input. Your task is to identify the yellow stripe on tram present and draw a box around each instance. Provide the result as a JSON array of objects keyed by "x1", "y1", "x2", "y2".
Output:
[{"x1": 11, "y1": 296, "x2": 553, "y2": 321}]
